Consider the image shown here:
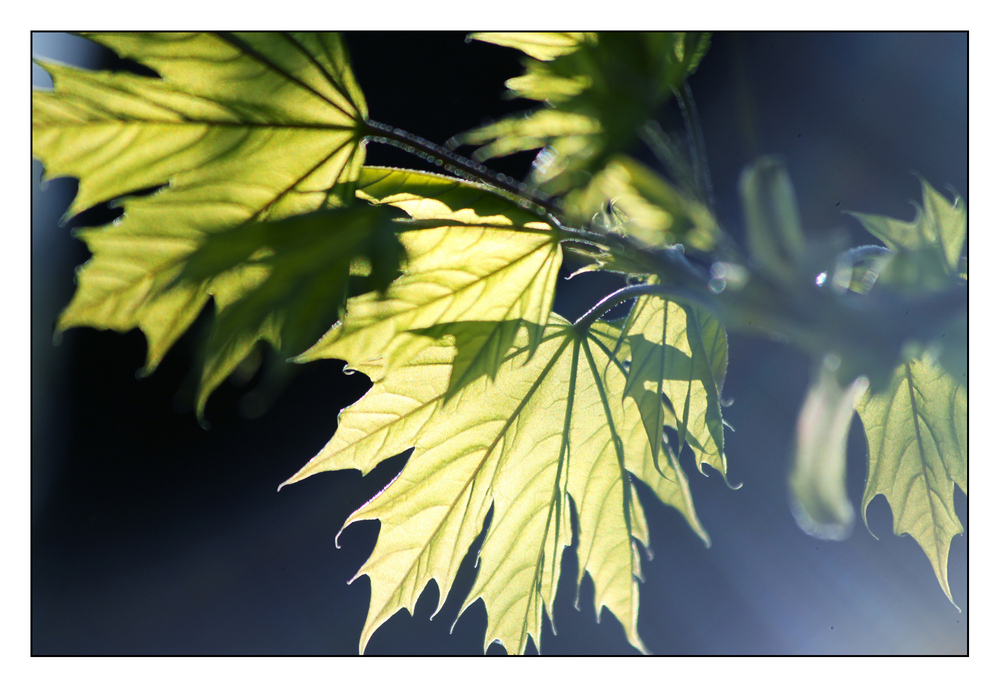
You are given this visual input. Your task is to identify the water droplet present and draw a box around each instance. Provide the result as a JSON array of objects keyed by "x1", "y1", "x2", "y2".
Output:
[{"x1": 708, "y1": 277, "x2": 726, "y2": 294}]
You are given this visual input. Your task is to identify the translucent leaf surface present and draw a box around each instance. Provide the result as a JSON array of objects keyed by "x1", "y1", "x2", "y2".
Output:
[
  {"x1": 855, "y1": 354, "x2": 967, "y2": 606},
  {"x1": 34, "y1": 32, "x2": 368, "y2": 376},
  {"x1": 176, "y1": 206, "x2": 405, "y2": 415},
  {"x1": 300, "y1": 167, "x2": 562, "y2": 393},
  {"x1": 847, "y1": 180, "x2": 968, "y2": 605},
  {"x1": 739, "y1": 156, "x2": 805, "y2": 282},
  {"x1": 457, "y1": 32, "x2": 710, "y2": 196},
  {"x1": 284, "y1": 316, "x2": 708, "y2": 654},
  {"x1": 789, "y1": 359, "x2": 869, "y2": 540},
  {"x1": 621, "y1": 280, "x2": 728, "y2": 479}
]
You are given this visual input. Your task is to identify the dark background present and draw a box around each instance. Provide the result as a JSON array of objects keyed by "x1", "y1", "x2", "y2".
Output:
[{"x1": 32, "y1": 31, "x2": 968, "y2": 655}]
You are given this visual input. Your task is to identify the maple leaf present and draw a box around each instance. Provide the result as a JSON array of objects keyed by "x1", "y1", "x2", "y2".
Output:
[
  {"x1": 847, "y1": 180, "x2": 968, "y2": 605},
  {"x1": 453, "y1": 32, "x2": 710, "y2": 196},
  {"x1": 282, "y1": 315, "x2": 708, "y2": 654},
  {"x1": 33, "y1": 32, "x2": 369, "y2": 380},
  {"x1": 299, "y1": 167, "x2": 563, "y2": 394},
  {"x1": 619, "y1": 280, "x2": 729, "y2": 480}
]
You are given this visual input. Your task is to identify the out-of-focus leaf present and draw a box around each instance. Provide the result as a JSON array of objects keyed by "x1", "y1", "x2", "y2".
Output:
[
  {"x1": 789, "y1": 359, "x2": 869, "y2": 540},
  {"x1": 739, "y1": 157, "x2": 805, "y2": 282},
  {"x1": 456, "y1": 32, "x2": 711, "y2": 196},
  {"x1": 299, "y1": 167, "x2": 562, "y2": 395},
  {"x1": 283, "y1": 315, "x2": 708, "y2": 655},
  {"x1": 470, "y1": 32, "x2": 594, "y2": 62},
  {"x1": 849, "y1": 178, "x2": 967, "y2": 275},
  {"x1": 566, "y1": 156, "x2": 719, "y2": 251},
  {"x1": 34, "y1": 32, "x2": 369, "y2": 382},
  {"x1": 855, "y1": 353, "x2": 967, "y2": 607}
]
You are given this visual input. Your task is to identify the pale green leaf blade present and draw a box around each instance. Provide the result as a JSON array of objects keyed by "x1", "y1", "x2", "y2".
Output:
[
  {"x1": 300, "y1": 168, "x2": 563, "y2": 392},
  {"x1": 455, "y1": 32, "x2": 707, "y2": 196},
  {"x1": 739, "y1": 156, "x2": 805, "y2": 282},
  {"x1": 789, "y1": 360, "x2": 869, "y2": 540},
  {"x1": 622, "y1": 284, "x2": 729, "y2": 480},
  {"x1": 470, "y1": 32, "x2": 594, "y2": 61},
  {"x1": 855, "y1": 353, "x2": 968, "y2": 606},
  {"x1": 285, "y1": 316, "x2": 703, "y2": 654},
  {"x1": 35, "y1": 32, "x2": 369, "y2": 375},
  {"x1": 566, "y1": 156, "x2": 719, "y2": 251},
  {"x1": 180, "y1": 206, "x2": 405, "y2": 415}
]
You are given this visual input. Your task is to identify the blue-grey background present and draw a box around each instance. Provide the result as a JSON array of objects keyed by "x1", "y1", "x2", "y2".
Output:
[{"x1": 31, "y1": 31, "x2": 968, "y2": 655}]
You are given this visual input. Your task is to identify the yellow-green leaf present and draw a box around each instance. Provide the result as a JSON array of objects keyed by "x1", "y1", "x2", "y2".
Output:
[
  {"x1": 849, "y1": 178, "x2": 967, "y2": 276},
  {"x1": 620, "y1": 281, "x2": 728, "y2": 480},
  {"x1": 34, "y1": 32, "x2": 368, "y2": 375},
  {"x1": 854, "y1": 353, "x2": 967, "y2": 607},
  {"x1": 299, "y1": 168, "x2": 562, "y2": 393},
  {"x1": 471, "y1": 32, "x2": 594, "y2": 62},
  {"x1": 176, "y1": 205, "x2": 405, "y2": 416},
  {"x1": 566, "y1": 155, "x2": 719, "y2": 251},
  {"x1": 283, "y1": 315, "x2": 707, "y2": 654},
  {"x1": 455, "y1": 32, "x2": 710, "y2": 196}
]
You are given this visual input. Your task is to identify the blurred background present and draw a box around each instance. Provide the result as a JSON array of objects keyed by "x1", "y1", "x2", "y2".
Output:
[{"x1": 31, "y1": 31, "x2": 967, "y2": 655}]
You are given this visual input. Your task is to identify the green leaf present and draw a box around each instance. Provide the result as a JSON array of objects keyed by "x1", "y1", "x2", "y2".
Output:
[
  {"x1": 470, "y1": 32, "x2": 594, "y2": 62},
  {"x1": 566, "y1": 155, "x2": 719, "y2": 251},
  {"x1": 854, "y1": 353, "x2": 967, "y2": 607},
  {"x1": 789, "y1": 358, "x2": 869, "y2": 540},
  {"x1": 299, "y1": 167, "x2": 563, "y2": 394},
  {"x1": 739, "y1": 157, "x2": 806, "y2": 283},
  {"x1": 176, "y1": 205, "x2": 405, "y2": 416},
  {"x1": 34, "y1": 32, "x2": 369, "y2": 375},
  {"x1": 849, "y1": 178, "x2": 967, "y2": 276},
  {"x1": 283, "y1": 315, "x2": 708, "y2": 654},
  {"x1": 456, "y1": 32, "x2": 710, "y2": 196},
  {"x1": 620, "y1": 281, "x2": 729, "y2": 480}
]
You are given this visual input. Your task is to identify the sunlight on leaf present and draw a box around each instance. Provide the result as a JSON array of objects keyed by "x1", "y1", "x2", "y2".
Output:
[
  {"x1": 35, "y1": 32, "x2": 369, "y2": 380},
  {"x1": 456, "y1": 32, "x2": 711, "y2": 197},
  {"x1": 855, "y1": 354, "x2": 967, "y2": 607},
  {"x1": 300, "y1": 167, "x2": 562, "y2": 394},
  {"x1": 284, "y1": 315, "x2": 708, "y2": 655},
  {"x1": 620, "y1": 280, "x2": 728, "y2": 480}
]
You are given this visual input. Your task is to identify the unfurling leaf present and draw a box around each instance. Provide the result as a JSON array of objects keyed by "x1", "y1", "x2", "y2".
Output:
[
  {"x1": 456, "y1": 32, "x2": 711, "y2": 196},
  {"x1": 283, "y1": 316, "x2": 708, "y2": 655},
  {"x1": 789, "y1": 358, "x2": 868, "y2": 541},
  {"x1": 34, "y1": 32, "x2": 369, "y2": 399},
  {"x1": 566, "y1": 155, "x2": 719, "y2": 251},
  {"x1": 739, "y1": 156, "x2": 805, "y2": 282}
]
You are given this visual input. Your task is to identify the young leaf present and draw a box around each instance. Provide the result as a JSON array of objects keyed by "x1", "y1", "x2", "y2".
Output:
[
  {"x1": 283, "y1": 315, "x2": 708, "y2": 655},
  {"x1": 456, "y1": 32, "x2": 710, "y2": 196},
  {"x1": 566, "y1": 155, "x2": 719, "y2": 251},
  {"x1": 854, "y1": 354, "x2": 967, "y2": 606},
  {"x1": 739, "y1": 156, "x2": 806, "y2": 283},
  {"x1": 468, "y1": 32, "x2": 594, "y2": 62},
  {"x1": 621, "y1": 281, "x2": 729, "y2": 480},
  {"x1": 34, "y1": 32, "x2": 369, "y2": 376},
  {"x1": 299, "y1": 167, "x2": 563, "y2": 394},
  {"x1": 847, "y1": 180, "x2": 968, "y2": 605},
  {"x1": 789, "y1": 359, "x2": 869, "y2": 540}
]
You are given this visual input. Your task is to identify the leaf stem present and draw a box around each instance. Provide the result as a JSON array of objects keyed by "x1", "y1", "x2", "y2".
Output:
[
  {"x1": 573, "y1": 283, "x2": 715, "y2": 331},
  {"x1": 362, "y1": 120, "x2": 564, "y2": 217}
]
